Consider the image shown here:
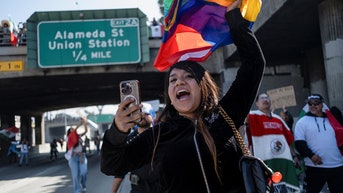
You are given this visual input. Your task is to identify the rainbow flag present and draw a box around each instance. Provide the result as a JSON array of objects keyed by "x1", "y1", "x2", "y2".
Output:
[{"x1": 153, "y1": 0, "x2": 262, "y2": 71}]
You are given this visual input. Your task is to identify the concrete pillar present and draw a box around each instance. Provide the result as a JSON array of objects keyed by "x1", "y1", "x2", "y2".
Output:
[
  {"x1": 20, "y1": 115, "x2": 32, "y2": 142},
  {"x1": 303, "y1": 47, "x2": 328, "y2": 102},
  {"x1": 318, "y1": 0, "x2": 343, "y2": 110},
  {"x1": 35, "y1": 114, "x2": 44, "y2": 145}
]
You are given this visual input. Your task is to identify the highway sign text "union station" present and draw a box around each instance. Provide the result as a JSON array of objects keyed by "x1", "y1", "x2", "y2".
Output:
[{"x1": 37, "y1": 18, "x2": 141, "y2": 68}]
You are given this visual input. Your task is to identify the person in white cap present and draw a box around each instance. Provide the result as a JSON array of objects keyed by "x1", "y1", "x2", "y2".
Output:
[{"x1": 294, "y1": 94, "x2": 343, "y2": 193}]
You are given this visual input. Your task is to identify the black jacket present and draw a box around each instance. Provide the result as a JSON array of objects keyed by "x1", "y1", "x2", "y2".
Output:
[{"x1": 101, "y1": 8, "x2": 265, "y2": 193}]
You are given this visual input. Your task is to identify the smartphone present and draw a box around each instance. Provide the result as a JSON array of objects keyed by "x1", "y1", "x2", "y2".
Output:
[
  {"x1": 119, "y1": 80, "x2": 141, "y2": 122},
  {"x1": 120, "y1": 80, "x2": 141, "y2": 105}
]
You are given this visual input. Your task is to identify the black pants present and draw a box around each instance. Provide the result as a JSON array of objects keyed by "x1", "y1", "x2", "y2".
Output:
[
  {"x1": 305, "y1": 165, "x2": 343, "y2": 193},
  {"x1": 8, "y1": 152, "x2": 18, "y2": 163},
  {"x1": 50, "y1": 149, "x2": 58, "y2": 159}
]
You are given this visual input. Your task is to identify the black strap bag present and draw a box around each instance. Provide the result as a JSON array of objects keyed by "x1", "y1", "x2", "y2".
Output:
[
  {"x1": 219, "y1": 106, "x2": 280, "y2": 193},
  {"x1": 239, "y1": 156, "x2": 275, "y2": 193}
]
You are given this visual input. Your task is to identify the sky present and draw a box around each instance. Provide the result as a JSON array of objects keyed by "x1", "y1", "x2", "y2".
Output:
[{"x1": 1, "y1": 0, "x2": 163, "y2": 25}]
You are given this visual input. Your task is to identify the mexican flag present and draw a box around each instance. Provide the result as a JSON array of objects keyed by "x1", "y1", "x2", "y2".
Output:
[
  {"x1": 297, "y1": 103, "x2": 329, "y2": 119},
  {"x1": 0, "y1": 126, "x2": 19, "y2": 139},
  {"x1": 248, "y1": 110, "x2": 300, "y2": 192},
  {"x1": 7, "y1": 17, "x2": 19, "y2": 46}
]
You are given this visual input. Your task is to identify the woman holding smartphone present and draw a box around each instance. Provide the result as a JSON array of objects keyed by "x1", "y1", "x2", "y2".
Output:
[{"x1": 101, "y1": 1, "x2": 265, "y2": 192}]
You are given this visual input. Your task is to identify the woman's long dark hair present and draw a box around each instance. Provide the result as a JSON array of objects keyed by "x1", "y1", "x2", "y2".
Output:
[{"x1": 155, "y1": 62, "x2": 220, "y2": 178}]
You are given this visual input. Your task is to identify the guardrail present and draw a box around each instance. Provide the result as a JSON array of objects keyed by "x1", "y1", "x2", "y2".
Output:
[{"x1": 0, "y1": 29, "x2": 27, "y2": 47}]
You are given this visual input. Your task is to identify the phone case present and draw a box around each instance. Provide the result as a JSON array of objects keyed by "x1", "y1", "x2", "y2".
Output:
[{"x1": 119, "y1": 80, "x2": 141, "y2": 106}]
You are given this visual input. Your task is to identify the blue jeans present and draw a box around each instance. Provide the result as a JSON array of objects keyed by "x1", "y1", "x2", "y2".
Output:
[
  {"x1": 68, "y1": 154, "x2": 87, "y2": 193},
  {"x1": 19, "y1": 152, "x2": 28, "y2": 165}
]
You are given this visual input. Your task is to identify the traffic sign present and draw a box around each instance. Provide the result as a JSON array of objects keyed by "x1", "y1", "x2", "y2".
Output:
[
  {"x1": 0, "y1": 60, "x2": 23, "y2": 72},
  {"x1": 37, "y1": 18, "x2": 141, "y2": 68}
]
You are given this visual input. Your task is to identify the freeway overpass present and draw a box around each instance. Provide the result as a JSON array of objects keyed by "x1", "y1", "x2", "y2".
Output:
[{"x1": 0, "y1": 0, "x2": 342, "y2": 145}]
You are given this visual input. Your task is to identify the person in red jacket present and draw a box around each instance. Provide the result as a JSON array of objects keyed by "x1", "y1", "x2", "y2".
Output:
[{"x1": 66, "y1": 117, "x2": 88, "y2": 193}]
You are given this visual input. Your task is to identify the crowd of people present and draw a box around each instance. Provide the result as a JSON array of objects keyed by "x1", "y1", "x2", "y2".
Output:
[
  {"x1": 101, "y1": 91, "x2": 343, "y2": 193},
  {"x1": 4, "y1": 117, "x2": 102, "y2": 193},
  {"x1": 2, "y1": 1, "x2": 342, "y2": 193},
  {"x1": 0, "y1": 19, "x2": 26, "y2": 47},
  {"x1": 100, "y1": 2, "x2": 343, "y2": 193},
  {"x1": 6, "y1": 138, "x2": 32, "y2": 166}
]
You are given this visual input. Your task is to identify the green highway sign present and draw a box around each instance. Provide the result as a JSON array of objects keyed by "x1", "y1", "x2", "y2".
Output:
[{"x1": 37, "y1": 18, "x2": 141, "y2": 68}]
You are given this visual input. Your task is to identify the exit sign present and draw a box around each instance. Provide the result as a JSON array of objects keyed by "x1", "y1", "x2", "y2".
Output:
[{"x1": 37, "y1": 18, "x2": 141, "y2": 68}]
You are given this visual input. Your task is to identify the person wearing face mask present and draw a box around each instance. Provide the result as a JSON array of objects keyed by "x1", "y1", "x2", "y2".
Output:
[
  {"x1": 246, "y1": 93, "x2": 300, "y2": 192},
  {"x1": 101, "y1": 1, "x2": 265, "y2": 192},
  {"x1": 294, "y1": 94, "x2": 343, "y2": 193}
]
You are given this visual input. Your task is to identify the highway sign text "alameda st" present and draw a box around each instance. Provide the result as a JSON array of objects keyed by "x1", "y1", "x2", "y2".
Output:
[{"x1": 37, "y1": 18, "x2": 141, "y2": 68}]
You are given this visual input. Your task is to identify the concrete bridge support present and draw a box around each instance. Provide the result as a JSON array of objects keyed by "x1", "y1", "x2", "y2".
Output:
[
  {"x1": 318, "y1": 0, "x2": 343, "y2": 110},
  {"x1": 303, "y1": 47, "x2": 328, "y2": 102},
  {"x1": 19, "y1": 114, "x2": 44, "y2": 146},
  {"x1": 0, "y1": 113, "x2": 43, "y2": 144},
  {"x1": 34, "y1": 114, "x2": 44, "y2": 145},
  {"x1": 20, "y1": 115, "x2": 32, "y2": 143},
  {"x1": 0, "y1": 114, "x2": 15, "y2": 129}
]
